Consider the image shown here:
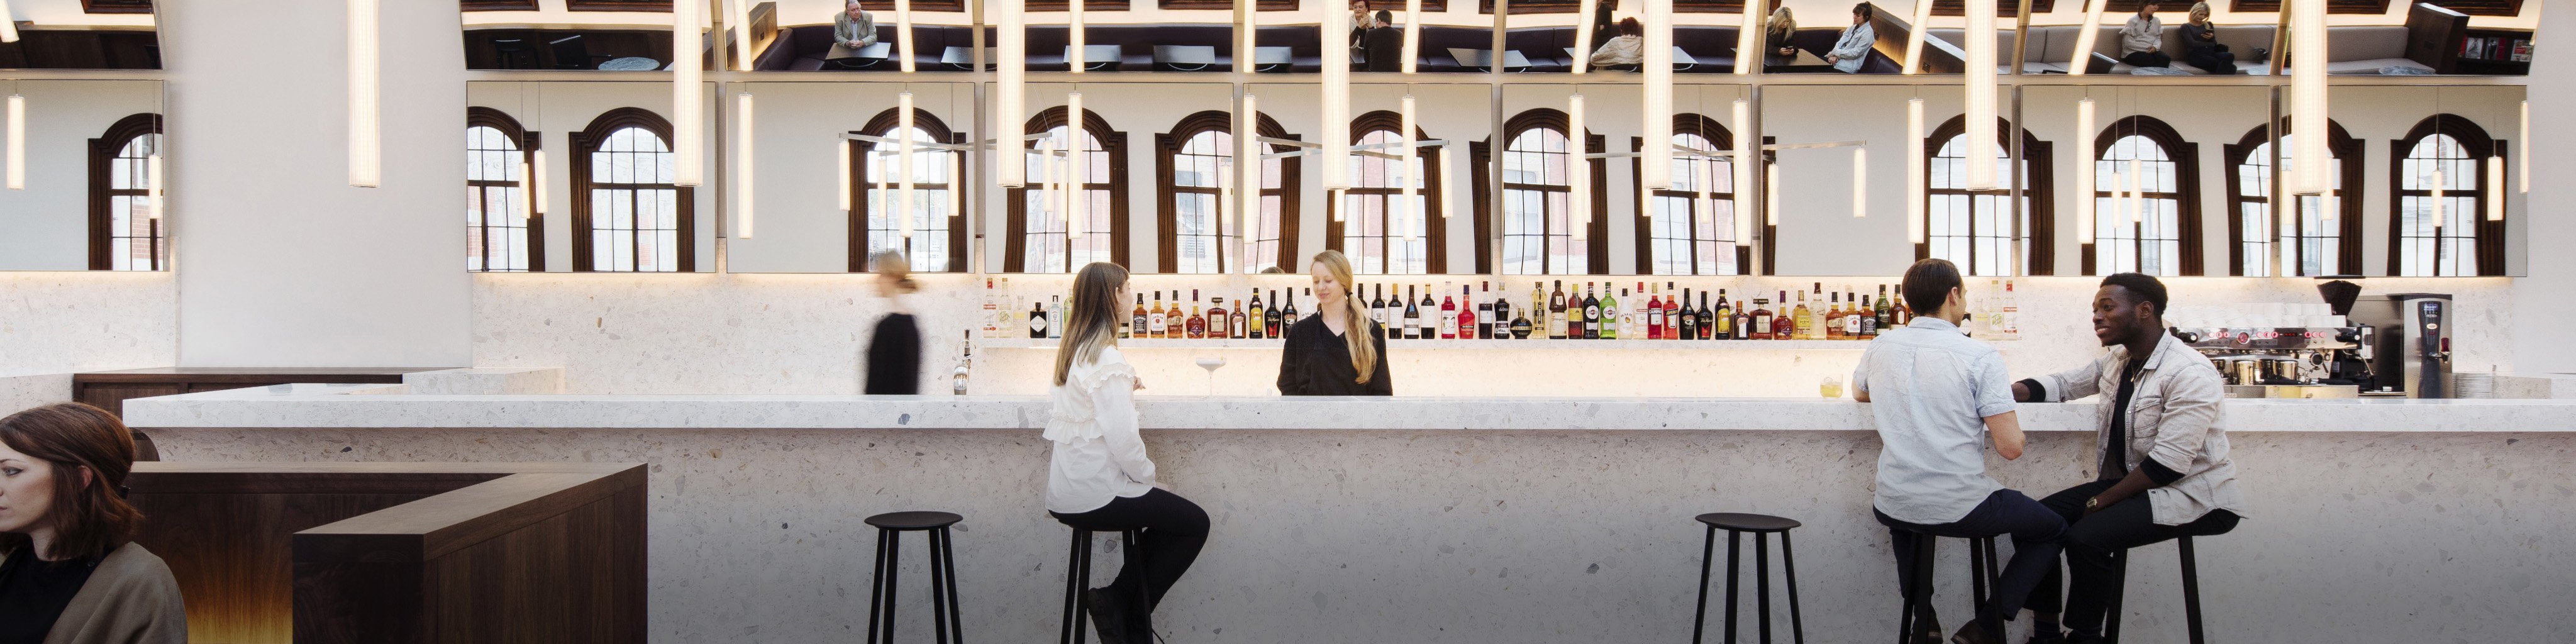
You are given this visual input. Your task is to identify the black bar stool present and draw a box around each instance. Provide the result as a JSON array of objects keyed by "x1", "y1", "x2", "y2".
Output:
[
  {"x1": 2102, "y1": 535, "x2": 2209, "y2": 644},
  {"x1": 863, "y1": 511, "x2": 965, "y2": 644},
  {"x1": 1058, "y1": 527, "x2": 1148, "y2": 644},
  {"x1": 1894, "y1": 533, "x2": 2002, "y2": 644},
  {"x1": 1691, "y1": 513, "x2": 1807, "y2": 644}
]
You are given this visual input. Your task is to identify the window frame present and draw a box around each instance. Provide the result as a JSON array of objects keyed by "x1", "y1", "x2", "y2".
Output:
[
  {"x1": 1004, "y1": 106, "x2": 1131, "y2": 273},
  {"x1": 466, "y1": 107, "x2": 546, "y2": 272},
  {"x1": 569, "y1": 107, "x2": 696, "y2": 272},
  {"x1": 2082, "y1": 115, "x2": 2204, "y2": 277},
  {"x1": 87, "y1": 113, "x2": 164, "y2": 271},
  {"x1": 1324, "y1": 109, "x2": 1449, "y2": 274},
  {"x1": 850, "y1": 107, "x2": 970, "y2": 273},
  {"x1": 2387, "y1": 114, "x2": 2506, "y2": 277},
  {"x1": 2222, "y1": 119, "x2": 2363, "y2": 277},
  {"x1": 1628, "y1": 114, "x2": 1748, "y2": 275},
  {"x1": 1916, "y1": 114, "x2": 2056, "y2": 277},
  {"x1": 1153, "y1": 110, "x2": 1304, "y2": 274},
  {"x1": 1487, "y1": 108, "x2": 1609, "y2": 275}
]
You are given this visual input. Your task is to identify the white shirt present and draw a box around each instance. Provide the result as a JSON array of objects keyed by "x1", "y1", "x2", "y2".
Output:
[
  {"x1": 1853, "y1": 317, "x2": 2017, "y2": 525},
  {"x1": 1044, "y1": 347, "x2": 1158, "y2": 514},
  {"x1": 2121, "y1": 14, "x2": 2164, "y2": 56}
]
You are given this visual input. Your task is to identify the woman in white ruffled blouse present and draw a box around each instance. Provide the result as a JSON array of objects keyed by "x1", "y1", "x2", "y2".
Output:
[{"x1": 1045, "y1": 262, "x2": 1209, "y2": 644}]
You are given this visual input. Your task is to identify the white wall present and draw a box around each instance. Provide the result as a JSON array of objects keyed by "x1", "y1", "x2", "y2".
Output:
[
  {"x1": 161, "y1": 0, "x2": 473, "y2": 367},
  {"x1": 2512, "y1": 0, "x2": 2573, "y2": 376},
  {"x1": 0, "y1": 80, "x2": 162, "y2": 271}
]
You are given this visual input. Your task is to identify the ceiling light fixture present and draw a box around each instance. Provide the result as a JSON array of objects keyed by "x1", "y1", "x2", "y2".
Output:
[
  {"x1": 1568, "y1": 94, "x2": 1590, "y2": 236},
  {"x1": 1640, "y1": 0, "x2": 1673, "y2": 190},
  {"x1": 2067, "y1": 0, "x2": 2107, "y2": 76},
  {"x1": 1320, "y1": 4, "x2": 1350, "y2": 191},
  {"x1": 1907, "y1": 97, "x2": 1925, "y2": 243},
  {"x1": 1734, "y1": 98, "x2": 1755, "y2": 244},
  {"x1": 1404, "y1": 0, "x2": 1422, "y2": 74},
  {"x1": 1851, "y1": 147, "x2": 1867, "y2": 218},
  {"x1": 2288, "y1": 0, "x2": 2328, "y2": 194},
  {"x1": 1068, "y1": 0, "x2": 1087, "y2": 73},
  {"x1": 1064, "y1": 91, "x2": 1084, "y2": 238},
  {"x1": 995, "y1": 0, "x2": 1026, "y2": 187},
  {"x1": 736, "y1": 89, "x2": 755, "y2": 238},
  {"x1": 1962, "y1": 0, "x2": 1997, "y2": 191},
  {"x1": 4, "y1": 92, "x2": 21, "y2": 190},
  {"x1": 347, "y1": 0, "x2": 380, "y2": 187},
  {"x1": 897, "y1": 91, "x2": 916, "y2": 237},
  {"x1": 1401, "y1": 94, "x2": 1419, "y2": 242},
  {"x1": 2075, "y1": 97, "x2": 2095, "y2": 243},
  {"x1": 1732, "y1": 0, "x2": 1762, "y2": 74},
  {"x1": 672, "y1": 0, "x2": 704, "y2": 187},
  {"x1": 2487, "y1": 155, "x2": 2504, "y2": 221}
]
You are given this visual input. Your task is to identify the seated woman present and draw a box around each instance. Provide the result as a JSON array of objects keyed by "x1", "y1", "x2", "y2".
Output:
[
  {"x1": 2180, "y1": 2, "x2": 2238, "y2": 74},
  {"x1": 1824, "y1": 3, "x2": 1877, "y2": 73},
  {"x1": 0, "y1": 402, "x2": 186, "y2": 644},
  {"x1": 1588, "y1": 18, "x2": 1646, "y2": 70}
]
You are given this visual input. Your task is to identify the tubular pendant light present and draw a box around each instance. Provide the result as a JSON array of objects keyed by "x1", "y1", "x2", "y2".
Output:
[
  {"x1": 1732, "y1": 99, "x2": 1754, "y2": 243},
  {"x1": 2430, "y1": 168, "x2": 2446, "y2": 230},
  {"x1": 1640, "y1": 0, "x2": 1674, "y2": 190},
  {"x1": 897, "y1": 91, "x2": 916, "y2": 237},
  {"x1": 1732, "y1": 0, "x2": 1763, "y2": 74},
  {"x1": 1319, "y1": 4, "x2": 1350, "y2": 191},
  {"x1": 533, "y1": 149, "x2": 550, "y2": 214},
  {"x1": 2486, "y1": 155, "x2": 2503, "y2": 221},
  {"x1": 1238, "y1": 93, "x2": 1261, "y2": 261},
  {"x1": 1041, "y1": 140, "x2": 1063, "y2": 236},
  {"x1": 1068, "y1": 0, "x2": 1086, "y2": 73},
  {"x1": 1440, "y1": 142, "x2": 1457, "y2": 220},
  {"x1": 995, "y1": 0, "x2": 1026, "y2": 187},
  {"x1": 0, "y1": 0, "x2": 17, "y2": 43},
  {"x1": 1697, "y1": 155, "x2": 1718, "y2": 231},
  {"x1": 1574, "y1": 0, "x2": 1599, "y2": 74},
  {"x1": 836, "y1": 143, "x2": 852, "y2": 211},
  {"x1": 347, "y1": 0, "x2": 380, "y2": 187},
  {"x1": 672, "y1": 0, "x2": 704, "y2": 187},
  {"x1": 1962, "y1": 0, "x2": 1997, "y2": 191},
  {"x1": 1851, "y1": 147, "x2": 1867, "y2": 218},
  {"x1": 2288, "y1": 0, "x2": 2328, "y2": 194},
  {"x1": 1401, "y1": 94, "x2": 1419, "y2": 242},
  {"x1": 891, "y1": 171, "x2": 911, "y2": 240},
  {"x1": 2518, "y1": 100, "x2": 2529, "y2": 192},
  {"x1": 1403, "y1": 0, "x2": 1423, "y2": 74},
  {"x1": 894, "y1": 0, "x2": 916, "y2": 72},
  {"x1": 948, "y1": 152, "x2": 962, "y2": 218},
  {"x1": 1764, "y1": 164, "x2": 1779, "y2": 226},
  {"x1": 1065, "y1": 92, "x2": 1085, "y2": 238},
  {"x1": 1903, "y1": 0, "x2": 1934, "y2": 74},
  {"x1": 736, "y1": 91, "x2": 756, "y2": 238},
  {"x1": 1219, "y1": 167, "x2": 1235, "y2": 258},
  {"x1": 730, "y1": 0, "x2": 753, "y2": 70},
  {"x1": 2075, "y1": 97, "x2": 2096, "y2": 243},
  {"x1": 2067, "y1": 0, "x2": 2108, "y2": 76},
  {"x1": 1568, "y1": 94, "x2": 1590, "y2": 233},
  {"x1": 1238, "y1": 0, "x2": 1258, "y2": 74},
  {"x1": 4, "y1": 92, "x2": 21, "y2": 190},
  {"x1": 521, "y1": 158, "x2": 537, "y2": 221},
  {"x1": 145, "y1": 153, "x2": 164, "y2": 219},
  {"x1": 2127, "y1": 158, "x2": 2145, "y2": 225},
  {"x1": 1907, "y1": 97, "x2": 1926, "y2": 243}
]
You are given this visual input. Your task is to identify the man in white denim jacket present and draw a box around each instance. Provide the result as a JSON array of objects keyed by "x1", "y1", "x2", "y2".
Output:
[{"x1": 2009, "y1": 272, "x2": 2246, "y2": 644}]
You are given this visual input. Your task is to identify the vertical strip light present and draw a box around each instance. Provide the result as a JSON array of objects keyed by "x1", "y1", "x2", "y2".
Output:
[
  {"x1": 0, "y1": 0, "x2": 18, "y2": 43},
  {"x1": 1401, "y1": 94, "x2": 1419, "y2": 242},
  {"x1": 1320, "y1": 4, "x2": 1350, "y2": 191},
  {"x1": 2288, "y1": 0, "x2": 2328, "y2": 194},
  {"x1": 1403, "y1": 0, "x2": 1423, "y2": 74},
  {"x1": 1764, "y1": 164, "x2": 1779, "y2": 225},
  {"x1": 1851, "y1": 147, "x2": 1867, "y2": 218},
  {"x1": 2126, "y1": 158, "x2": 2144, "y2": 224},
  {"x1": 1640, "y1": 0, "x2": 1674, "y2": 189},
  {"x1": 995, "y1": 0, "x2": 1026, "y2": 187},
  {"x1": 836, "y1": 142, "x2": 851, "y2": 211},
  {"x1": 1574, "y1": 0, "x2": 1599, "y2": 74},
  {"x1": 1732, "y1": 0, "x2": 1763, "y2": 74},
  {"x1": 948, "y1": 152, "x2": 962, "y2": 218},
  {"x1": 1567, "y1": 94, "x2": 1590, "y2": 236},
  {"x1": 735, "y1": 90, "x2": 756, "y2": 238},
  {"x1": 1733, "y1": 98, "x2": 1755, "y2": 243},
  {"x1": 2431, "y1": 168, "x2": 2446, "y2": 230},
  {"x1": 1440, "y1": 142, "x2": 1457, "y2": 220},
  {"x1": 1239, "y1": 93, "x2": 1260, "y2": 267},
  {"x1": 898, "y1": 91, "x2": 916, "y2": 237},
  {"x1": 2518, "y1": 100, "x2": 2529, "y2": 192},
  {"x1": 1907, "y1": 97, "x2": 1926, "y2": 243},
  {"x1": 673, "y1": 0, "x2": 704, "y2": 187},
  {"x1": 730, "y1": 0, "x2": 753, "y2": 70},
  {"x1": 2075, "y1": 97, "x2": 2096, "y2": 243},
  {"x1": 146, "y1": 153, "x2": 164, "y2": 219},
  {"x1": 1962, "y1": 0, "x2": 1997, "y2": 191},
  {"x1": 347, "y1": 0, "x2": 380, "y2": 187},
  {"x1": 2067, "y1": 0, "x2": 2108, "y2": 76},
  {"x1": 518, "y1": 159, "x2": 535, "y2": 220},
  {"x1": 1697, "y1": 154, "x2": 1718, "y2": 231},
  {"x1": 1903, "y1": 0, "x2": 1934, "y2": 74},
  {"x1": 2486, "y1": 155, "x2": 2504, "y2": 221},
  {"x1": 1238, "y1": 0, "x2": 1259, "y2": 74},
  {"x1": 533, "y1": 149, "x2": 550, "y2": 214},
  {"x1": 893, "y1": 0, "x2": 915, "y2": 72},
  {"x1": 1068, "y1": 0, "x2": 1086, "y2": 73},
  {"x1": 1042, "y1": 140, "x2": 1063, "y2": 236},
  {"x1": 1065, "y1": 92, "x2": 1085, "y2": 238},
  {"x1": 4, "y1": 92, "x2": 21, "y2": 190}
]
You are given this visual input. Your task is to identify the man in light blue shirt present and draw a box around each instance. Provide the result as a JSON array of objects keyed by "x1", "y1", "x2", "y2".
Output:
[{"x1": 1853, "y1": 258, "x2": 2063, "y2": 644}]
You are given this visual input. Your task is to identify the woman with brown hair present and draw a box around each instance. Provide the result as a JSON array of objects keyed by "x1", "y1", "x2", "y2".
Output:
[
  {"x1": 0, "y1": 402, "x2": 185, "y2": 644},
  {"x1": 1043, "y1": 262, "x2": 1209, "y2": 644},
  {"x1": 1275, "y1": 250, "x2": 1393, "y2": 396}
]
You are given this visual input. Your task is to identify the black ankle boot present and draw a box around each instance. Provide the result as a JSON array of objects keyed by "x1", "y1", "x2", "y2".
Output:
[{"x1": 1085, "y1": 587, "x2": 1131, "y2": 644}]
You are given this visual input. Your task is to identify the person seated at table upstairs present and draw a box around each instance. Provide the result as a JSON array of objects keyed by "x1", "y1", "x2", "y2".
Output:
[
  {"x1": 2180, "y1": 2, "x2": 2238, "y2": 74},
  {"x1": 825, "y1": 0, "x2": 880, "y2": 69},
  {"x1": 0, "y1": 402, "x2": 187, "y2": 644},
  {"x1": 2118, "y1": 2, "x2": 2172, "y2": 69},
  {"x1": 1764, "y1": 0, "x2": 1799, "y2": 57},
  {"x1": 1589, "y1": 18, "x2": 1645, "y2": 70},
  {"x1": 1363, "y1": 10, "x2": 1404, "y2": 72},
  {"x1": 1824, "y1": 3, "x2": 1877, "y2": 73}
]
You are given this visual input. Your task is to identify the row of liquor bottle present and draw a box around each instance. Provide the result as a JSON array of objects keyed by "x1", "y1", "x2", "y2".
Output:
[{"x1": 984, "y1": 278, "x2": 1989, "y2": 341}]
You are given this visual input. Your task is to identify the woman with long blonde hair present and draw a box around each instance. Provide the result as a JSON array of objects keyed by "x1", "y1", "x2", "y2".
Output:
[
  {"x1": 1043, "y1": 262, "x2": 1208, "y2": 644},
  {"x1": 1275, "y1": 250, "x2": 1392, "y2": 396},
  {"x1": 862, "y1": 250, "x2": 923, "y2": 394}
]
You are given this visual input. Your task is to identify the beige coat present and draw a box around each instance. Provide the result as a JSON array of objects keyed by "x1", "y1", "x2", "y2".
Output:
[
  {"x1": 0, "y1": 543, "x2": 187, "y2": 644},
  {"x1": 2031, "y1": 332, "x2": 2250, "y2": 526}
]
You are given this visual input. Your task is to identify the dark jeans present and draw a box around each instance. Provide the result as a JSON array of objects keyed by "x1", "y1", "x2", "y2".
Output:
[
  {"x1": 2027, "y1": 480, "x2": 2242, "y2": 637},
  {"x1": 1875, "y1": 489, "x2": 2068, "y2": 630},
  {"x1": 2123, "y1": 51, "x2": 2172, "y2": 68},
  {"x1": 2188, "y1": 49, "x2": 2238, "y2": 74},
  {"x1": 1049, "y1": 487, "x2": 1210, "y2": 611}
]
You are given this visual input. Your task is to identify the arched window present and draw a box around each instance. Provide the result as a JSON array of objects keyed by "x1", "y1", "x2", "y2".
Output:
[
  {"x1": 1006, "y1": 106, "x2": 1129, "y2": 273},
  {"x1": 1328, "y1": 110, "x2": 1446, "y2": 274},
  {"x1": 2223, "y1": 119, "x2": 2362, "y2": 277},
  {"x1": 1631, "y1": 114, "x2": 1741, "y2": 275},
  {"x1": 1154, "y1": 111, "x2": 1301, "y2": 274},
  {"x1": 1490, "y1": 108, "x2": 1607, "y2": 275},
  {"x1": 850, "y1": 108, "x2": 967, "y2": 272},
  {"x1": 1920, "y1": 115, "x2": 2055, "y2": 276},
  {"x1": 569, "y1": 108, "x2": 694, "y2": 272},
  {"x1": 2390, "y1": 114, "x2": 2504, "y2": 277},
  {"x1": 467, "y1": 107, "x2": 542, "y2": 272},
  {"x1": 2085, "y1": 116, "x2": 2202, "y2": 277},
  {"x1": 87, "y1": 113, "x2": 163, "y2": 271}
]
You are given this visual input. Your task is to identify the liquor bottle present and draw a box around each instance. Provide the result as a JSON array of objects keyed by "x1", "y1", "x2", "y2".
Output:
[
  {"x1": 1604, "y1": 287, "x2": 1624, "y2": 340},
  {"x1": 1367, "y1": 284, "x2": 1387, "y2": 340},
  {"x1": 1209, "y1": 297, "x2": 1230, "y2": 340},
  {"x1": 1565, "y1": 283, "x2": 1585, "y2": 340},
  {"x1": 1724, "y1": 299, "x2": 1744, "y2": 340},
  {"x1": 1791, "y1": 289, "x2": 1813, "y2": 340},
  {"x1": 1475, "y1": 283, "x2": 1494, "y2": 340},
  {"x1": 982, "y1": 278, "x2": 1001, "y2": 338},
  {"x1": 1825, "y1": 292, "x2": 1844, "y2": 340},
  {"x1": 1509, "y1": 302, "x2": 1534, "y2": 339},
  {"x1": 1027, "y1": 298, "x2": 1048, "y2": 338},
  {"x1": 1772, "y1": 291, "x2": 1798, "y2": 340},
  {"x1": 953, "y1": 330, "x2": 974, "y2": 394},
  {"x1": 1546, "y1": 281, "x2": 1568, "y2": 340},
  {"x1": 1130, "y1": 293, "x2": 1148, "y2": 340},
  {"x1": 1401, "y1": 285, "x2": 1422, "y2": 339},
  {"x1": 1697, "y1": 293, "x2": 1716, "y2": 340},
  {"x1": 1282, "y1": 289, "x2": 1302, "y2": 333},
  {"x1": 1858, "y1": 292, "x2": 1878, "y2": 337},
  {"x1": 1893, "y1": 284, "x2": 1913, "y2": 326},
  {"x1": 1416, "y1": 286, "x2": 1435, "y2": 340},
  {"x1": 1265, "y1": 289, "x2": 1284, "y2": 338},
  {"x1": 1438, "y1": 284, "x2": 1458, "y2": 340},
  {"x1": 1243, "y1": 290, "x2": 1263, "y2": 340},
  {"x1": 1455, "y1": 286, "x2": 1477, "y2": 340},
  {"x1": 1748, "y1": 297, "x2": 1774, "y2": 340},
  {"x1": 1645, "y1": 286, "x2": 1664, "y2": 340},
  {"x1": 1048, "y1": 295, "x2": 1065, "y2": 339},
  {"x1": 1138, "y1": 291, "x2": 1160, "y2": 338},
  {"x1": 1663, "y1": 284, "x2": 1682, "y2": 340},
  {"x1": 1187, "y1": 291, "x2": 1207, "y2": 339},
  {"x1": 1875, "y1": 284, "x2": 1894, "y2": 332},
  {"x1": 1678, "y1": 288, "x2": 1699, "y2": 339},
  {"x1": 1231, "y1": 295, "x2": 1250, "y2": 339},
  {"x1": 1714, "y1": 292, "x2": 1735, "y2": 340},
  {"x1": 1842, "y1": 291, "x2": 1861, "y2": 338}
]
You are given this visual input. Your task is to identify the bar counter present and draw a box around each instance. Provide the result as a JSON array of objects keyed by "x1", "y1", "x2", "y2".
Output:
[{"x1": 121, "y1": 387, "x2": 2576, "y2": 644}]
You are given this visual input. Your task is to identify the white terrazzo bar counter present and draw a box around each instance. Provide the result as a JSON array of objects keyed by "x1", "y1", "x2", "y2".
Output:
[{"x1": 121, "y1": 389, "x2": 2576, "y2": 644}]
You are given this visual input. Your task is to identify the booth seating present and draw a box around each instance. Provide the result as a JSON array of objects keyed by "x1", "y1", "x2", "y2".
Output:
[
  {"x1": 752, "y1": 22, "x2": 1505, "y2": 73},
  {"x1": 1932, "y1": 21, "x2": 2441, "y2": 75}
]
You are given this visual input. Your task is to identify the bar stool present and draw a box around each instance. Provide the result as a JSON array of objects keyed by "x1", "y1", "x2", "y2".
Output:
[
  {"x1": 1057, "y1": 527, "x2": 1148, "y2": 644},
  {"x1": 1690, "y1": 513, "x2": 1807, "y2": 644},
  {"x1": 1894, "y1": 533, "x2": 2002, "y2": 644},
  {"x1": 2102, "y1": 535, "x2": 2209, "y2": 644},
  {"x1": 862, "y1": 511, "x2": 965, "y2": 644}
]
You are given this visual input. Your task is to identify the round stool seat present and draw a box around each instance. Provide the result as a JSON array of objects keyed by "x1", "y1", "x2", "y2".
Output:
[
  {"x1": 1696, "y1": 513, "x2": 1801, "y2": 533},
  {"x1": 866, "y1": 511, "x2": 964, "y2": 530}
]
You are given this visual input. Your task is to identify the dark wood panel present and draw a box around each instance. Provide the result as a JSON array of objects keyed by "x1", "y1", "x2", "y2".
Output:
[
  {"x1": 428, "y1": 490, "x2": 647, "y2": 644},
  {"x1": 75, "y1": 383, "x2": 180, "y2": 418},
  {"x1": 130, "y1": 492, "x2": 434, "y2": 644}
]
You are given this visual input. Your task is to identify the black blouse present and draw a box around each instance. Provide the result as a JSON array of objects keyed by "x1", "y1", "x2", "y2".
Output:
[
  {"x1": 0, "y1": 548, "x2": 101, "y2": 644},
  {"x1": 1275, "y1": 314, "x2": 1394, "y2": 396},
  {"x1": 864, "y1": 313, "x2": 922, "y2": 395}
]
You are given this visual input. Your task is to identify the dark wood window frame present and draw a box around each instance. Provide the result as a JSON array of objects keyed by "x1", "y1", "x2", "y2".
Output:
[
  {"x1": 467, "y1": 107, "x2": 547, "y2": 272},
  {"x1": 1479, "y1": 0, "x2": 1591, "y2": 13},
  {"x1": 1323, "y1": 109, "x2": 1451, "y2": 274},
  {"x1": 79, "y1": 0, "x2": 155, "y2": 14},
  {"x1": 2080, "y1": 115, "x2": 2203, "y2": 277},
  {"x1": 569, "y1": 107, "x2": 696, "y2": 272},
  {"x1": 2227, "y1": 0, "x2": 2400, "y2": 14},
  {"x1": 1164, "y1": 0, "x2": 1368, "y2": 10},
  {"x1": 1628, "y1": 113, "x2": 1751, "y2": 275},
  {"x1": 2387, "y1": 113, "x2": 2505, "y2": 277},
  {"x1": 1024, "y1": 0, "x2": 1136, "y2": 10},
  {"x1": 462, "y1": 0, "x2": 541, "y2": 11},
  {"x1": 850, "y1": 108, "x2": 970, "y2": 273},
  {"x1": 87, "y1": 113, "x2": 163, "y2": 271},
  {"x1": 566, "y1": 0, "x2": 675, "y2": 11},
  {"x1": 1485, "y1": 108, "x2": 1609, "y2": 275},
  {"x1": 1916, "y1": 114, "x2": 2057, "y2": 276},
  {"x1": 1930, "y1": 0, "x2": 2058, "y2": 17},
  {"x1": 1154, "y1": 110, "x2": 1303, "y2": 274},
  {"x1": 1004, "y1": 106, "x2": 1131, "y2": 273},
  {"x1": 2221, "y1": 119, "x2": 2363, "y2": 277}
]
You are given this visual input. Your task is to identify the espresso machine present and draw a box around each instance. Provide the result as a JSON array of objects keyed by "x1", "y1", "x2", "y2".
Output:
[
  {"x1": 2345, "y1": 292, "x2": 2455, "y2": 398},
  {"x1": 2174, "y1": 280, "x2": 2378, "y2": 399}
]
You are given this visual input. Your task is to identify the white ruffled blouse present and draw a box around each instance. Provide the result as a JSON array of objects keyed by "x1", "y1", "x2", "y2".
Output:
[{"x1": 1043, "y1": 347, "x2": 1158, "y2": 514}]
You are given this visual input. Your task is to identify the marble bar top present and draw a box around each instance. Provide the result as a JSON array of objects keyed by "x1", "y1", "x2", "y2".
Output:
[{"x1": 116, "y1": 382, "x2": 2576, "y2": 433}]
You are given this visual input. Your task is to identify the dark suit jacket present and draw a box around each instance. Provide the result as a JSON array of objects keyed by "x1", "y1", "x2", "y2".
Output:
[{"x1": 1363, "y1": 26, "x2": 1404, "y2": 72}]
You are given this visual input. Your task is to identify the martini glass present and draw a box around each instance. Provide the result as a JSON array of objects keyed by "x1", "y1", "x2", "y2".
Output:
[{"x1": 1195, "y1": 357, "x2": 1227, "y2": 396}]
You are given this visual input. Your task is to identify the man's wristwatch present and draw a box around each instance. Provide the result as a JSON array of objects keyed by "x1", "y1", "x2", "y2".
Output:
[{"x1": 2084, "y1": 497, "x2": 2102, "y2": 511}]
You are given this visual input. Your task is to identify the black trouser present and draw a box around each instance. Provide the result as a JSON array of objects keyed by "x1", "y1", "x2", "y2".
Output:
[
  {"x1": 1049, "y1": 488, "x2": 1210, "y2": 611},
  {"x1": 2123, "y1": 51, "x2": 2172, "y2": 68},
  {"x1": 1877, "y1": 489, "x2": 2068, "y2": 631},
  {"x1": 2188, "y1": 49, "x2": 2238, "y2": 74},
  {"x1": 2027, "y1": 480, "x2": 2241, "y2": 637}
]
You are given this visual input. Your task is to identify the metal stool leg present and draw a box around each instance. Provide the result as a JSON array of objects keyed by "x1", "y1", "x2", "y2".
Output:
[
  {"x1": 881, "y1": 530, "x2": 901, "y2": 644},
  {"x1": 940, "y1": 527, "x2": 965, "y2": 644},
  {"x1": 1780, "y1": 530, "x2": 1807, "y2": 644},
  {"x1": 1755, "y1": 533, "x2": 1774, "y2": 644},
  {"x1": 2179, "y1": 537, "x2": 2205, "y2": 644},
  {"x1": 1724, "y1": 530, "x2": 1743, "y2": 644},
  {"x1": 929, "y1": 529, "x2": 950, "y2": 644},
  {"x1": 1693, "y1": 525, "x2": 1718, "y2": 644},
  {"x1": 867, "y1": 528, "x2": 891, "y2": 644},
  {"x1": 1897, "y1": 534, "x2": 1928, "y2": 644},
  {"x1": 1061, "y1": 530, "x2": 1092, "y2": 644},
  {"x1": 1974, "y1": 537, "x2": 2002, "y2": 643}
]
